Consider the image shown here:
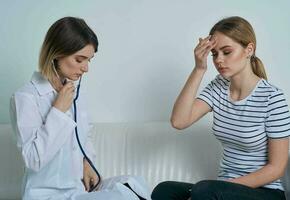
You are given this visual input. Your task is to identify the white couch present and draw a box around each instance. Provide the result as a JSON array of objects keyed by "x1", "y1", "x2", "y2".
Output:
[{"x1": 0, "y1": 122, "x2": 289, "y2": 200}]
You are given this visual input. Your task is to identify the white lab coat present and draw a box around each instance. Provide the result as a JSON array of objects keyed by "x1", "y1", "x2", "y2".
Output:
[{"x1": 10, "y1": 71, "x2": 151, "y2": 200}]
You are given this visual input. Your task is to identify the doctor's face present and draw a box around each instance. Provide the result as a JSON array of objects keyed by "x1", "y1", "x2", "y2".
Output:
[{"x1": 57, "y1": 44, "x2": 95, "y2": 81}]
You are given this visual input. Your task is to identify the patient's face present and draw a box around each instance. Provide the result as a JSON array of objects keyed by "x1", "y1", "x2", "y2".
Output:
[{"x1": 210, "y1": 32, "x2": 250, "y2": 79}]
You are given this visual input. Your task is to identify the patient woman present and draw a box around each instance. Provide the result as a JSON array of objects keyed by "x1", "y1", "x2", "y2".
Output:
[
  {"x1": 151, "y1": 16, "x2": 290, "y2": 200},
  {"x1": 10, "y1": 16, "x2": 150, "y2": 200}
]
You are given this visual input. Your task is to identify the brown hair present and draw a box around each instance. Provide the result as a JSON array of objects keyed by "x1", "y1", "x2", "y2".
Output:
[
  {"x1": 209, "y1": 16, "x2": 267, "y2": 80},
  {"x1": 39, "y1": 16, "x2": 98, "y2": 80}
]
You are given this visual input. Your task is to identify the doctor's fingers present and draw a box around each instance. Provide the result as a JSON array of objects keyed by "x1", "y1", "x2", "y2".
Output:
[
  {"x1": 89, "y1": 178, "x2": 98, "y2": 191},
  {"x1": 83, "y1": 176, "x2": 91, "y2": 191},
  {"x1": 61, "y1": 86, "x2": 75, "y2": 96},
  {"x1": 61, "y1": 82, "x2": 75, "y2": 92},
  {"x1": 92, "y1": 175, "x2": 100, "y2": 186}
]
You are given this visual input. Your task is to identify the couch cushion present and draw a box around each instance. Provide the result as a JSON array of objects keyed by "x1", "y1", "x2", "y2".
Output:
[{"x1": 90, "y1": 121, "x2": 222, "y2": 190}]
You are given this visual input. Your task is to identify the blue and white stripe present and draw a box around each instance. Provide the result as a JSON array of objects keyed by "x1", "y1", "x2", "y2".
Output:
[{"x1": 198, "y1": 75, "x2": 290, "y2": 190}]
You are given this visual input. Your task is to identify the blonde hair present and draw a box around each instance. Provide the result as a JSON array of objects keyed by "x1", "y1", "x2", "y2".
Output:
[
  {"x1": 39, "y1": 17, "x2": 98, "y2": 81},
  {"x1": 209, "y1": 16, "x2": 267, "y2": 80}
]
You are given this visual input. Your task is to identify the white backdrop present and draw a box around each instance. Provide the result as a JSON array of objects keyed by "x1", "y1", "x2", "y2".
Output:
[{"x1": 1, "y1": 0, "x2": 290, "y2": 123}]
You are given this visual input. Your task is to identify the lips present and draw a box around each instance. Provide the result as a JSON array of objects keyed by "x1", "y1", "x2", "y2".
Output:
[{"x1": 217, "y1": 68, "x2": 228, "y2": 74}]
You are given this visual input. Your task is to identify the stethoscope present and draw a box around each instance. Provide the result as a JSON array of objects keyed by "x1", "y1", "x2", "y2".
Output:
[
  {"x1": 73, "y1": 77, "x2": 101, "y2": 192},
  {"x1": 53, "y1": 61, "x2": 101, "y2": 192}
]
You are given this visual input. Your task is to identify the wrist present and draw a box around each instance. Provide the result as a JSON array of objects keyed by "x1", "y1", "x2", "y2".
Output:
[
  {"x1": 193, "y1": 66, "x2": 207, "y2": 74},
  {"x1": 53, "y1": 104, "x2": 65, "y2": 113}
]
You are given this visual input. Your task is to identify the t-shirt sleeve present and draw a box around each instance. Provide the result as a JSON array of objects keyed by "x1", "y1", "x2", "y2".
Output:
[
  {"x1": 197, "y1": 81, "x2": 214, "y2": 109},
  {"x1": 266, "y1": 89, "x2": 290, "y2": 138}
]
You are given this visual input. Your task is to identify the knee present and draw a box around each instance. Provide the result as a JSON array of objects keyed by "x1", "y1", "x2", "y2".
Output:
[
  {"x1": 151, "y1": 181, "x2": 176, "y2": 200},
  {"x1": 192, "y1": 180, "x2": 212, "y2": 193},
  {"x1": 191, "y1": 180, "x2": 221, "y2": 199}
]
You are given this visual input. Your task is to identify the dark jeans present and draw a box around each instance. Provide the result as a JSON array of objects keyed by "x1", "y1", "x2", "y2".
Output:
[{"x1": 151, "y1": 180, "x2": 286, "y2": 200}]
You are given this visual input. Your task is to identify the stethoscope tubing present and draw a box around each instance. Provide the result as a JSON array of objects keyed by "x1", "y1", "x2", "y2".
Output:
[{"x1": 73, "y1": 77, "x2": 101, "y2": 192}]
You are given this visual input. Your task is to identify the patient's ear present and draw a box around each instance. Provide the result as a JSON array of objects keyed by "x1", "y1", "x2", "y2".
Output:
[{"x1": 245, "y1": 42, "x2": 255, "y2": 57}]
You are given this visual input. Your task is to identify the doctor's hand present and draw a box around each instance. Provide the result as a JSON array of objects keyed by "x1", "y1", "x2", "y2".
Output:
[
  {"x1": 194, "y1": 35, "x2": 216, "y2": 71},
  {"x1": 53, "y1": 81, "x2": 75, "y2": 113},
  {"x1": 83, "y1": 158, "x2": 101, "y2": 192}
]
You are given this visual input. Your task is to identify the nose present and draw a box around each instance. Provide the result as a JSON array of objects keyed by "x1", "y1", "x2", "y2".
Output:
[
  {"x1": 215, "y1": 54, "x2": 224, "y2": 65},
  {"x1": 81, "y1": 64, "x2": 88, "y2": 73}
]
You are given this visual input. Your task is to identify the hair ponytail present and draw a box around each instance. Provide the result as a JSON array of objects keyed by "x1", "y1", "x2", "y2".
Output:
[{"x1": 251, "y1": 56, "x2": 267, "y2": 80}]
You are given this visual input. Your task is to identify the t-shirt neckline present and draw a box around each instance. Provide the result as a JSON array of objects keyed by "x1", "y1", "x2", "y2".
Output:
[{"x1": 227, "y1": 79, "x2": 263, "y2": 105}]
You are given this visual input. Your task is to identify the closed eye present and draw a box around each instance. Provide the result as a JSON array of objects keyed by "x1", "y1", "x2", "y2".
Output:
[{"x1": 211, "y1": 51, "x2": 231, "y2": 57}]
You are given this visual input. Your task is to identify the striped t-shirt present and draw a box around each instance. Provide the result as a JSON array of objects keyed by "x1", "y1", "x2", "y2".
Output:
[{"x1": 198, "y1": 75, "x2": 290, "y2": 190}]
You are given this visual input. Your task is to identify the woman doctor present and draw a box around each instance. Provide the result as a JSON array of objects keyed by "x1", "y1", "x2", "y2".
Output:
[{"x1": 10, "y1": 17, "x2": 150, "y2": 200}]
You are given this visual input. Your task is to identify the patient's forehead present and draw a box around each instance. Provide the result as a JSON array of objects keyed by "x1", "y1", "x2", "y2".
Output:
[{"x1": 211, "y1": 32, "x2": 239, "y2": 51}]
